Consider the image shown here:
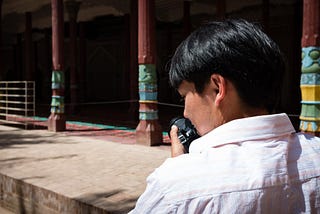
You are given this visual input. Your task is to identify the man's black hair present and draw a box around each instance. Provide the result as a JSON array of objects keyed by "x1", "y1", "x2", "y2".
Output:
[{"x1": 169, "y1": 19, "x2": 285, "y2": 113}]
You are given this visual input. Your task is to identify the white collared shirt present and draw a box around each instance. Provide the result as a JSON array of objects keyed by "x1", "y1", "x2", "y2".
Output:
[{"x1": 130, "y1": 113, "x2": 320, "y2": 214}]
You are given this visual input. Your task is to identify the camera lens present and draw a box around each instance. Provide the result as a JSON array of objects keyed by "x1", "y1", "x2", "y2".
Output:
[{"x1": 168, "y1": 116, "x2": 200, "y2": 153}]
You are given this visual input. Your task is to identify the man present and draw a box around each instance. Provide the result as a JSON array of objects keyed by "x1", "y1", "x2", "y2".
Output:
[{"x1": 129, "y1": 19, "x2": 320, "y2": 213}]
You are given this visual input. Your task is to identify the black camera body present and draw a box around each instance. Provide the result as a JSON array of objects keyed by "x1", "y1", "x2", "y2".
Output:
[{"x1": 169, "y1": 117, "x2": 200, "y2": 153}]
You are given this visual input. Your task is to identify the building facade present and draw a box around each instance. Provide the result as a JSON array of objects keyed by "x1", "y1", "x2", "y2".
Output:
[{"x1": 1, "y1": 0, "x2": 314, "y2": 144}]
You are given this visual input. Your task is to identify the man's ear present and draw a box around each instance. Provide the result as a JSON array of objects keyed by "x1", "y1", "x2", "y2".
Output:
[{"x1": 210, "y1": 74, "x2": 227, "y2": 106}]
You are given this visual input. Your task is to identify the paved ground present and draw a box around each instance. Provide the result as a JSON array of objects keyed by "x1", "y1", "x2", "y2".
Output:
[
  {"x1": 0, "y1": 206, "x2": 14, "y2": 214},
  {"x1": 0, "y1": 123, "x2": 171, "y2": 213}
]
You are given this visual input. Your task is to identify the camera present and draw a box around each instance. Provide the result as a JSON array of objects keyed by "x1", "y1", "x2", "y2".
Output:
[{"x1": 169, "y1": 116, "x2": 200, "y2": 153}]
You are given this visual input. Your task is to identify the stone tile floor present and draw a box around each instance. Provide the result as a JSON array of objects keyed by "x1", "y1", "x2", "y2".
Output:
[{"x1": 0, "y1": 121, "x2": 171, "y2": 213}]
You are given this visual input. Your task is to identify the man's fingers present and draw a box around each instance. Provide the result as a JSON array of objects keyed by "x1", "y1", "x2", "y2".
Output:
[
  {"x1": 170, "y1": 125, "x2": 185, "y2": 157},
  {"x1": 170, "y1": 125, "x2": 179, "y2": 140}
]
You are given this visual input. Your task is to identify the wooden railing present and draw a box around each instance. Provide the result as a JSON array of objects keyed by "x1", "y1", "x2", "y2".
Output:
[{"x1": 0, "y1": 81, "x2": 35, "y2": 129}]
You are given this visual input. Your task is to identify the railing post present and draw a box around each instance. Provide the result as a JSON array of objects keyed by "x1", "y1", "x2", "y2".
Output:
[
  {"x1": 25, "y1": 81, "x2": 27, "y2": 129},
  {"x1": 0, "y1": 81, "x2": 35, "y2": 129}
]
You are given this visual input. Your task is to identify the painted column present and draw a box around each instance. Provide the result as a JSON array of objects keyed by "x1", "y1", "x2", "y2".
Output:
[
  {"x1": 44, "y1": 29, "x2": 52, "y2": 103},
  {"x1": 216, "y1": 0, "x2": 226, "y2": 20},
  {"x1": 300, "y1": 0, "x2": 320, "y2": 136},
  {"x1": 136, "y1": 0, "x2": 162, "y2": 146},
  {"x1": 48, "y1": 0, "x2": 66, "y2": 132},
  {"x1": 0, "y1": 0, "x2": 2, "y2": 80},
  {"x1": 123, "y1": 14, "x2": 131, "y2": 100},
  {"x1": 16, "y1": 34, "x2": 23, "y2": 80},
  {"x1": 66, "y1": 0, "x2": 81, "y2": 113},
  {"x1": 262, "y1": 0, "x2": 270, "y2": 33},
  {"x1": 183, "y1": 1, "x2": 192, "y2": 38},
  {"x1": 79, "y1": 22, "x2": 86, "y2": 102},
  {"x1": 129, "y1": 0, "x2": 138, "y2": 119},
  {"x1": 25, "y1": 12, "x2": 34, "y2": 81}
]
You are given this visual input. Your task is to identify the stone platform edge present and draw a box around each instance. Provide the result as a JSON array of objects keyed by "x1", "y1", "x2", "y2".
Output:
[{"x1": 0, "y1": 173, "x2": 111, "y2": 214}]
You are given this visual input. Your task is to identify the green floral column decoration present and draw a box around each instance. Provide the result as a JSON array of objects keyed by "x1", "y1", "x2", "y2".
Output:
[
  {"x1": 300, "y1": 47, "x2": 320, "y2": 133},
  {"x1": 51, "y1": 70, "x2": 65, "y2": 114},
  {"x1": 138, "y1": 64, "x2": 158, "y2": 120}
]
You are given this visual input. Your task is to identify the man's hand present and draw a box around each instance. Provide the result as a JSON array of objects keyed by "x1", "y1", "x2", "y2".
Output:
[{"x1": 170, "y1": 125, "x2": 186, "y2": 157}]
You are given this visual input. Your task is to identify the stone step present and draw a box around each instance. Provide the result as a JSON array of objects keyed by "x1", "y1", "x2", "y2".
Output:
[{"x1": 1, "y1": 174, "x2": 111, "y2": 213}]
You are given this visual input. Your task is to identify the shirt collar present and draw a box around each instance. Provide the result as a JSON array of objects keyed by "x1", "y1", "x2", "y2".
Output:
[{"x1": 189, "y1": 113, "x2": 296, "y2": 154}]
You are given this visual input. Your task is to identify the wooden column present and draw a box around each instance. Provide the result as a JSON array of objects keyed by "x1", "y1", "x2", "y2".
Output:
[
  {"x1": 44, "y1": 29, "x2": 52, "y2": 103},
  {"x1": 123, "y1": 14, "x2": 131, "y2": 100},
  {"x1": 25, "y1": 12, "x2": 34, "y2": 81},
  {"x1": 129, "y1": 0, "x2": 139, "y2": 119},
  {"x1": 48, "y1": 0, "x2": 66, "y2": 132},
  {"x1": 66, "y1": 0, "x2": 81, "y2": 113},
  {"x1": 136, "y1": 0, "x2": 162, "y2": 146},
  {"x1": 15, "y1": 34, "x2": 23, "y2": 80},
  {"x1": 300, "y1": 0, "x2": 320, "y2": 136},
  {"x1": 216, "y1": 0, "x2": 226, "y2": 20},
  {"x1": 262, "y1": 0, "x2": 270, "y2": 33},
  {"x1": 0, "y1": 0, "x2": 2, "y2": 80},
  {"x1": 79, "y1": 22, "x2": 86, "y2": 102},
  {"x1": 183, "y1": 0, "x2": 192, "y2": 38}
]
